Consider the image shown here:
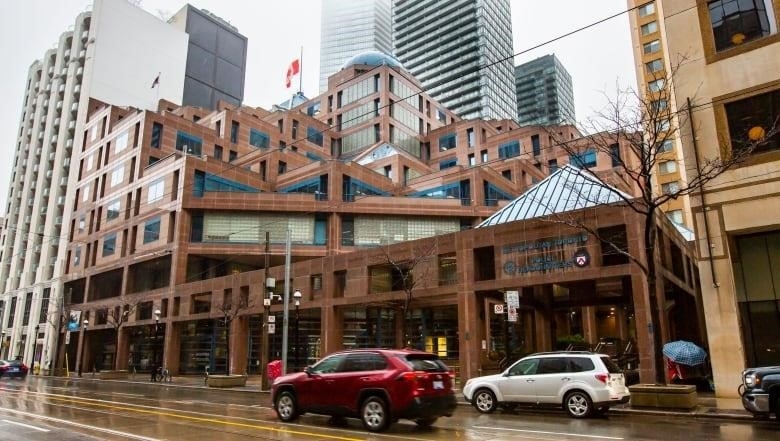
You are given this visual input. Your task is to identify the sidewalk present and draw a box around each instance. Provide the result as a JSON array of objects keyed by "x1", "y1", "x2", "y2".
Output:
[{"x1": 65, "y1": 373, "x2": 754, "y2": 421}]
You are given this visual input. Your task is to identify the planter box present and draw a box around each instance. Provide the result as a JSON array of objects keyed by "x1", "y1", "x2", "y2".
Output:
[
  {"x1": 207, "y1": 375, "x2": 247, "y2": 388},
  {"x1": 92, "y1": 370, "x2": 129, "y2": 380},
  {"x1": 629, "y1": 384, "x2": 697, "y2": 409}
]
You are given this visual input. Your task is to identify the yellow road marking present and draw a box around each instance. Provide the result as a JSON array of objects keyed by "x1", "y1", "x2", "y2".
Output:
[{"x1": 2, "y1": 388, "x2": 363, "y2": 441}]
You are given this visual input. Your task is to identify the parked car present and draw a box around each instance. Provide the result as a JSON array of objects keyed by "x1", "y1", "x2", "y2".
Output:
[
  {"x1": 271, "y1": 348, "x2": 457, "y2": 432},
  {"x1": 0, "y1": 359, "x2": 29, "y2": 379},
  {"x1": 463, "y1": 351, "x2": 630, "y2": 418},
  {"x1": 739, "y1": 365, "x2": 780, "y2": 420}
]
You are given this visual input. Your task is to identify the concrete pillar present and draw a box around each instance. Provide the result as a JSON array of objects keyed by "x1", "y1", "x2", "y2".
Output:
[
  {"x1": 533, "y1": 285, "x2": 554, "y2": 350},
  {"x1": 231, "y1": 315, "x2": 249, "y2": 375},
  {"x1": 457, "y1": 288, "x2": 480, "y2": 381},
  {"x1": 321, "y1": 303, "x2": 342, "y2": 354},
  {"x1": 630, "y1": 272, "x2": 658, "y2": 384},
  {"x1": 164, "y1": 321, "x2": 180, "y2": 374},
  {"x1": 116, "y1": 327, "x2": 130, "y2": 370},
  {"x1": 582, "y1": 306, "x2": 599, "y2": 346}
]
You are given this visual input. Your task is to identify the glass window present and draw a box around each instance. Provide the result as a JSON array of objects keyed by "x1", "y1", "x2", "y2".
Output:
[
  {"x1": 311, "y1": 354, "x2": 345, "y2": 374},
  {"x1": 498, "y1": 141, "x2": 521, "y2": 159},
  {"x1": 151, "y1": 122, "x2": 162, "y2": 148},
  {"x1": 106, "y1": 199, "x2": 121, "y2": 220},
  {"x1": 214, "y1": 145, "x2": 223, "y2": 161},
  {"x1": 306, "y1": 127, "x2": 323, "y2": 146},
  {"x1": 537, "y1": 357, "x2": 568, "y2": 374},
  {"x1": 568, "y1": 357, "x2": 595, "y2": 373},
  {"x1": 110, "y1": 166, "x2": 124, "y2": 187},
  {"x1": 570, "y1": 149, "x2": 597, "y2": 168},
  {"x1": 667, "y1": 210, "x2": 684, "y2": 224},
  {"x1": 708, "y1": 0, "x2": 773, "y2": 52},
  {"x1": 662, "y1": 181, "x2": 679, "y2": 194},
  {"x1": 648, "y1": 78, "x2": 665, "y2": 92},
  {"x1": 548, "y1": 159, "x2": 558, "y2": 172},
  {"x1": 115, "y1": 130, "x2": 128, "y2": 153},
  {"x1": 724, "y1": 88, "x2": 780, "y2": 156},
  {"x1": 641, "y1": 21, "x2": 658, "y2": 35},
  {"x1": 610, "y1": 143, "x2": 622, "y2": 167},
  {"x1": 230, "y1": 121, "x2": 239, "y2": 143},
  {"x1": 646, "y1": 59, "x2": 664, "y2": 73},
  {"x1": 531, "y1": 134, "x2": 541, "y2": 156},
  {"x1": 249, "y1": 128, "x2": 270, "y2": 149},
  {"x1": 439, "y1": 158, "x2": 457, "y2": 170},
  {"x1": 638, "y1": 2, "x2": 655, "y2": 16},
  {"x1": 102, "y1": 233, "x2": 117, "y2": 256},
  {"x1": 658, "y1": 139, "x2": 674, "y2": 152},
  {"x1": 176, "y1": 131, "x2": 203, "y2": 156},
  {"x1": 508, "y1": 358, "x2": 539, "y2": 376},
  {"x1": 148, "y1": 178, "x2": 164, "y2": 203},
  {"x1": 643, "y1": 39, "x2": 660, "y2": 54},
  {"x1": 439, "y1": 133, "x2": 457, "y2": 151},
  {"x1": 659, "y1": 160, "x2": 677, "y2": 174},
  {"x1": 143, "y1": 217, "x2": 161, "y2": 243},
  {"x1": 651, "y1": 99, "x2": 668, "y2": 112}
]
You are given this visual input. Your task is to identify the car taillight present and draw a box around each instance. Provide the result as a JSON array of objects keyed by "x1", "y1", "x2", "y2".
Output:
[
  {"x1": 448, "y1": 370, "x2": 456, "y2": 380},
  {"x1": 595, "y1": 373, "x2": 608, "y2": 384},
  {"x1": 397, "y1": 372, "x2": 426, "y2": 396}
]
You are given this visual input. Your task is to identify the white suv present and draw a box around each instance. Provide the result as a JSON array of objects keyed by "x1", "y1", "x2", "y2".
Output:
[{"x1": 463, "y1": 351, "x2": 630, "y2": 418}]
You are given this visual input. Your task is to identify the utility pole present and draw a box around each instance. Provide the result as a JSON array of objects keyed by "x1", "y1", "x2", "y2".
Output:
[{"x1": 260, "y1": 231, "x2": 271, "y2": 390}]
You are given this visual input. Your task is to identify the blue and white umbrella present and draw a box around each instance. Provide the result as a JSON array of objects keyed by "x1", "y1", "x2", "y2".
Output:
[{"x1": 662, "y1": 340, "x2": 707, "y2": 366}]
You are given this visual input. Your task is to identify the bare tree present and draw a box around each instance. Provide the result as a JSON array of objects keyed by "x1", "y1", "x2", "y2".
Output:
[
  {"x1": 373, "y1": 238, "x2": 438, "y2": 349},
  {"x1": 102, "y1": 297, "x2": 141, "y2": 370},
  {"x1": 543, "y1": 62, "x2": 777, "y2": 384},
  {"x1": 46, "y1": 298, "x2": 75, "y2": 374},
  {"x1": 216, "y1": 291, "x2": 252, "y2": 375}
]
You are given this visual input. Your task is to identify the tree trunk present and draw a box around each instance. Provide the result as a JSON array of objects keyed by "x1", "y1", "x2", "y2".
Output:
[
  {"x1": 225, "y1": 319, "x2": 231, "y2": 375},
  {"x1": 645, "y1": 214, "x2": 666, "y2": 384},
  {"x1": 113, "y1": 327, "x2": 120, "y2": 370}
]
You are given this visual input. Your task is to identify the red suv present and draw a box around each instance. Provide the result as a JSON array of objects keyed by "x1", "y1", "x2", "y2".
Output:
[{"x1": 271, "y1": 348, "x2": 457, "y2": 432}]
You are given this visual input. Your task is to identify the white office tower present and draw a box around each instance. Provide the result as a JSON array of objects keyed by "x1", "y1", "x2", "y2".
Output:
[
  {"x1": 0, "y1": 0, "x2": 187, "y2": 369},
  {"x1": 393, "y1": 0, "x2": 518, "y2": 120},
  {"x1": 319, "y1": 0, "x2": 393, "y2": 92}
]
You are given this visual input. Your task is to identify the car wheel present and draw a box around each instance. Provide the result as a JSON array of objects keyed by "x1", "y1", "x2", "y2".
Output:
[
  {"x1": 414, "y1": 417, "x2": 437, "y2": 427},
  {"x1": 473, "y1": 388, "x2": 497, "y2": 413},
  {"x1": 275, "y1": 391, "x2": 299, "y2": 422},
  {"x1": 564, "y1": 391, "x2": 593, "y2": 418},
  {"x1": 361, "y1": 396, "x2": 389, "y2": 432}
]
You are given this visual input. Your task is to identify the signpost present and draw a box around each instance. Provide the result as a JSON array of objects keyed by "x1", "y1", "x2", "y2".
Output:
[{"x1": 505, "y1": 291, "x2": 519, "y2": 322}]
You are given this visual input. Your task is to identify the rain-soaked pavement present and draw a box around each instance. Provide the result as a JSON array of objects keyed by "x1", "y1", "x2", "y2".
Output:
[{"x1": 0, "y1": 376, "x2": 777, "y2": 440}]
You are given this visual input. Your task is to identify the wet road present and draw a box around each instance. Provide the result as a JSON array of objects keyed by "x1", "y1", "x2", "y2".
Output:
[{"x1": 0, "y1": 377, "x2": 777, "y2": 440}]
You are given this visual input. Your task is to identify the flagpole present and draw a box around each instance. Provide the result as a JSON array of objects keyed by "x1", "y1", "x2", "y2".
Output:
[{"x1": 298, "y1": 46, "x2": 303, "y2": 95}]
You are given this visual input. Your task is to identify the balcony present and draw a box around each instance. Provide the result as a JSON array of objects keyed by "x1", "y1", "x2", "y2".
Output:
[
  {"x1": 73, "y1": 84, "x2": 81, "y2": 94},
  {"x1": 56, "y1": 101, "x2": 63, "y2": 110},
  {"x1": 42, "y1": 188, "x2": 49, "y2": 197},
  {"x1": 46, "y1": 170, "x2": 53, "y2": 179},
  {"x1": 64, "y1": 49, "x2": 71, "y2": 59},
  {"x1": 65, "y1": 139, "x2": 73, "y2": 149},
  {"x1": 61, "y1": 67, "x2": 68, "y2": 76},
  {"x1": 70, "y1": 102, "x2": 78, "y2": 112},
  {"x1": 59, "y1": 177, "x2": 68, "y2": 186},
  {"x1": 54, "y1": 216, "x2": 63, "y2": 225},
  {"x1": 78, "y1": 49, "x2": 85, "y2": 59},
  {"x1": 49, "y1": 152, "x2": 56, "y2": 161},
  {"x1": 53, "y1": 117, "x2": 60, "y2": 127},
  {"x1": 76, "y1": 67, "x2": 83, "y2": 77},
  {"x1": 81, "y1": 30, "x2": 88, "y2": 41},
  {"x1": 58, "y1": 84, "x2": 65, "y2": 93},
  {"x1": 57, "y1": 196, "x2": 65, "y2": 205},
  {"x1": 63, "y1": 157, "x2": 70, "y2": 167},
  {"x1": 68, "y1": 121, "x2": 76, "y2": 131}
]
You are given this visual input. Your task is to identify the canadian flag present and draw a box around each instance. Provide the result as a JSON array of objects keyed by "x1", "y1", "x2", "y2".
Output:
[{"x1": 285, "y1": 59, "x2": 300, "y2": 89}]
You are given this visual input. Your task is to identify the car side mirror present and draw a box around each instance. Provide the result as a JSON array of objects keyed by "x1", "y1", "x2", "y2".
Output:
[{"x1": 304, "y1": 366, "x2": 312, "y2": 377}]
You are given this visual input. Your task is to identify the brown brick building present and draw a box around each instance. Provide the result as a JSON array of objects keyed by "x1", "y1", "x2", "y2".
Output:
[{"x1": 62, "y1": 52, "x2": 697, "y2": 383}]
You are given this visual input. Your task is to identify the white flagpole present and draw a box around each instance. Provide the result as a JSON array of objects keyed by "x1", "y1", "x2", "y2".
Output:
[{"x1": 298, "y1": 46, "x2": 303, "y2": 95}]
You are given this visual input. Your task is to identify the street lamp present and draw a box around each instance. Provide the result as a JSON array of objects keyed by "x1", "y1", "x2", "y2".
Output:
[
  {"x1": 78, "y1": 319, "x2": 88, "y2": 377},
  {"x1": 292, "y1": 290, "x2": 302, "y2": 370},
  {"x1": 151, "y1": 309, "x2": 161, "y2": 381}
]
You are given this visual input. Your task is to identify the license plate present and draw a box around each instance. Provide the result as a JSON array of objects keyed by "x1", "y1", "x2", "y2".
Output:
[
  {"x1": 433, "y1": 380, "x2": 443, "y2": 389},
  {"x1": 10, "y1": 368, "x2": 19, "y2": 372}
]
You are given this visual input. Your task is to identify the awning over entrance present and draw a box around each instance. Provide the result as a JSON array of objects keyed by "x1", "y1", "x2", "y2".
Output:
[{"x1": 477, "y1": 164, "x2": 632, "y2": 227}]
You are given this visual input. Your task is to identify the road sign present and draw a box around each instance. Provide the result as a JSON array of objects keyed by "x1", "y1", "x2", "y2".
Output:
[
  {"x1": 494, "y1": 304, "x2": 504, "y2": 315},
  {"x1": 507, "y1": 307, "x2": 518, "y2": 322},
  {"x1": 505, "y1": 290, "x2": 519, "y2": 308},
  {"x1": 268, "y1": 315, "x2": 275, "y2": 323},
  {"x1": 268, "y1": 323, "x2": 276, "y2": 334},
  {"x1": 65, "y1": 331, "x2": 71, "y2": 345}
]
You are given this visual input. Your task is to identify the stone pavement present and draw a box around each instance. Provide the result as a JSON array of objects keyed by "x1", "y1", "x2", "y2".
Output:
[{"x1": 68, "y1": 372, "x2": 753, "y2": 421}]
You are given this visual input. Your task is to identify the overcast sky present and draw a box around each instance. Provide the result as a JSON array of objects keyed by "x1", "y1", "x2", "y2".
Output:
[{"x1": 0, "y1": 0, "x2": 635, "y2": 210}]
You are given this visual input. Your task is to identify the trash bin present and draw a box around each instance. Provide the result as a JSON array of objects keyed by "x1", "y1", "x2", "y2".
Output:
[{"x1": 267, "y1": 360, "x2": 282, "y2": 383}]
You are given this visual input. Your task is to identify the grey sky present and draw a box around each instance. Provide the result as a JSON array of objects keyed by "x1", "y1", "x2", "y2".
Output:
[{"x1": 0, "y1": 0, "x2": 635, "y2": 210}]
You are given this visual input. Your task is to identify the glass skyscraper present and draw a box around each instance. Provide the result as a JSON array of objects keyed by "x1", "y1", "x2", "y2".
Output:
[
  {"x1": 393, "y1": 0, "x2": 518, "y2": 121},
  {"x1": 319, "y1": 0, "x2": 393, "y2": 92},
  {"x1": 515, "y1": 54, "x2": 575, "y2": 126}
]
